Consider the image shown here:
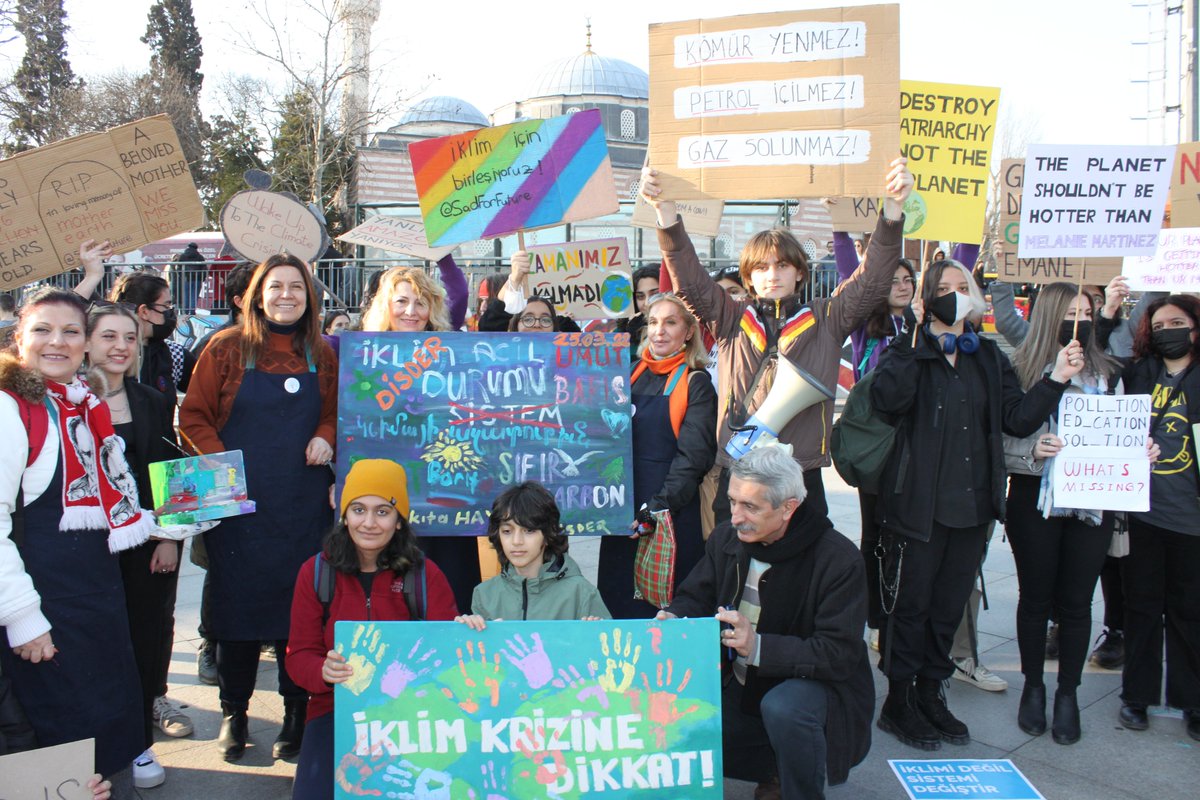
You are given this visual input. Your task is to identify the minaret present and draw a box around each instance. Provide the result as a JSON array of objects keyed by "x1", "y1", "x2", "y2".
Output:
[{"x1": 341, "y1": 0, "x2": 381, "y2": 146}]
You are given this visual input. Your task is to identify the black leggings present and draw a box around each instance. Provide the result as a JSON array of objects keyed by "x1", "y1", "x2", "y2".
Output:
[
  {"x1": 120, "y1": 539, "x2": 181, "y2": 748},
  {"x1": 217, "y1": 639, "x2": 305, "y2": 709},
  {"x1": 1006, "y1": 474, "x2": 1111, "y2": 692}
]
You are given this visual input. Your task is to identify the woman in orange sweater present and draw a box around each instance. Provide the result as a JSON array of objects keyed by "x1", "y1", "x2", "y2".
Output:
[{"x1": 179, "y1": 254, "x2": 338, "y2": 763}]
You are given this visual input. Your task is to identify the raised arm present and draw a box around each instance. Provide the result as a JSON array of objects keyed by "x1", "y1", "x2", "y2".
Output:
[
  {"x1": 72, "y1": 239, "x2": 112, "y2": 302},
  {"x1": 437, "y1": 255, "x2": 468, "y2": 330}
]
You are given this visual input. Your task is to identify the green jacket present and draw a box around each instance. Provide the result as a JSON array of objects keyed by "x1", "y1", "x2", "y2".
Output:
[{"x1": 470, "y1": 554, "x2": 611, "y2": 621}]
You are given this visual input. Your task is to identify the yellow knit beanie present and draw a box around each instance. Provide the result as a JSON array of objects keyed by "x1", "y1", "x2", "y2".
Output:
[{"x1": 341, "y1": 459, "x2": 410, "y2": 518}]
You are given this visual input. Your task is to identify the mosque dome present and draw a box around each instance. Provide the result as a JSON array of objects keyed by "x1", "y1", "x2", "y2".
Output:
[
  {"x1": 527, "y1": 48, "x2": 648, "y2": 101},
  {"x1": 392, "y1": 96, "x2": 488, "y2": 129}
]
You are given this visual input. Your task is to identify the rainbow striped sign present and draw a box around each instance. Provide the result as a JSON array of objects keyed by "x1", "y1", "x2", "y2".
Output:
[{"x1": 408, "y1": 109, "x2": 619, "y2": 247}]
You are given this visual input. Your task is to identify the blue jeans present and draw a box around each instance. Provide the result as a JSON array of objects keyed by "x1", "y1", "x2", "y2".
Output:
[{"x1": 723, "y1": 677, "x2": 829, "y2": 799}]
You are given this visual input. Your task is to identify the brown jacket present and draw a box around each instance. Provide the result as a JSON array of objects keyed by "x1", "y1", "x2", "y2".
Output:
[{"x1": 657, "y1": 213, "x2": 904, "y2": 470}]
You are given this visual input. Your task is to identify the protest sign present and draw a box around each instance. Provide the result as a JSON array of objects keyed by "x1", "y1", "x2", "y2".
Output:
[
  {"x1": 0, "y1": 115, "x2": 204, "y2": 290},
  {"x1": 524, "y1": 237, "x2": 634, "y2": 319},
  {"x1": 1017, "y1": 144, "x2": 1173, "y2": 259},
  {"x1": 333, "y1": 619, "x2": 722, "y2": 799},
  {"x1": 631, "y1": 193, "x2": 725, "y2": 237},
  {"x1": 899, "y1": 81, "x2": 999, "y2": 243},
  {"x1": 998, "y1": 159, "x2": 1123, "y2": 284},
  {"x1": 338, "y1": 215, "x2": 454, "y2": 261},
  {"x1": 889, "y1": 760, "x2": 1044, "y2": 800},
  {"x1": 647, "y1": 5, "x2": 901, "y2": 200},
  {"x1": 337, "y1": 331, "x2": 634, "y2": 536},
  {"x1": 828, "y1": 196, "x2": 881, "y2": 233},
  {"x1": 0, "y1": 738, "x2": 95, "y2": 800},
  {"x1": 220, "y1": 190, "x2": 329, "y2": 264},
  {"x1": 1170, "y1": 141, "x2": 1200, "y2": 227},
  {"x1": 1051, "y1": 393, "x2": 1151, "y2": 512},
  {"x1": 1124, "y1": 227, "x2": 1200, "y2": 290},
  {"x1": 149, "y1": 450, "x2": 255, "y2": 526},
  {"x1": 408, "y1": 110, "x2": 618, "y2": 248}
]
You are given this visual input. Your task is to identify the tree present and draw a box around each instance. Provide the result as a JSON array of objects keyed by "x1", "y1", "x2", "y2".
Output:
[
  {"x1": 269, "y1": 88, "x2": 354, "y2": 235},
  {"x1": 142, "y1": 0, "x2": 207, "y2": 178},
  {"x1": 4, "y1": 0, "x2": 82, "y2": 151},
  {"x1": 208, "y1": 110, "x2": 267, "y2": 223}
]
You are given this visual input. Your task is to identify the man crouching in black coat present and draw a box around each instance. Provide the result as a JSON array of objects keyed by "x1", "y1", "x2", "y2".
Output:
[{"x1": 657, "y1": 444, "x2": 874, "y2": 800}]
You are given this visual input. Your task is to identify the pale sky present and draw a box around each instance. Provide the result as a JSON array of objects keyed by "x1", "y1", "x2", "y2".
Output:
[{"x1": 0, "y1": 0, "x2": 1154, "y2": 150}]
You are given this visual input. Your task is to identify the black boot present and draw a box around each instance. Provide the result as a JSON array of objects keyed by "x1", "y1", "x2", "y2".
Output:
[
  {"x1": 878, "y1": 679, "x2": 942, "y2": 751},
  {"x1": 217, "y1": 703, "x2": 248, "y2": 761},
  {"x1": 1052, "y1": 690, "x2": 1081, "y2": 745},
  {"x1": 915, "y1": 677, "x2": 970, "y2": 745},
  {"x1": 1018, "y1": 682, "x2": 1047, "y2": 736},
  {"x1": 273, "y1": 697, "x2": 307, "y2": 759}
]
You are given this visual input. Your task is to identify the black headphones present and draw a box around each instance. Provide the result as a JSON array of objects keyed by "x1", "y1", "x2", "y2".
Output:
[{"x1": 927, "y1": 322, "x2": 980, "y2": 355}]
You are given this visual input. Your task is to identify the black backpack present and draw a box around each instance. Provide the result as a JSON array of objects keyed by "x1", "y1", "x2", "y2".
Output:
[
  {"x1": 313, "y1": 555, "x2": 427, "y2": 623},
  {"x1": 830, "y1": 370, "x2": 899, "y2": 495}
]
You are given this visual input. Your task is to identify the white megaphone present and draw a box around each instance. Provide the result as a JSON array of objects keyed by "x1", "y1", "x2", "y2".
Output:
[{"x1": 725, "y1": 357, "x2": 834, "y2": 460}]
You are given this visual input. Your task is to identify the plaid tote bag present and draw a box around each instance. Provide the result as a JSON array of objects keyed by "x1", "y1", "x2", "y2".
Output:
[{"x1": 633, "y1": 508, "x2": 676, "y2": 609}]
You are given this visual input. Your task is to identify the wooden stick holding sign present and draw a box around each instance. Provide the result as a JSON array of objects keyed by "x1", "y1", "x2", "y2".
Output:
[{"x1": 1073, "y1": 276, "x2": 1085, "y2": 341}]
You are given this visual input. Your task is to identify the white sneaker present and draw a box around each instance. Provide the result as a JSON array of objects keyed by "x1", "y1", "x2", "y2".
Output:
[
  {"x1": 952, "y1": 657, "x2": 1008, "y2": 692},
  {"x1": 132, "y1": 748, "x2": 166, "y2": 789},
  {"x1": 153, "y1": 695, "x2": 195, "y2": 738}
]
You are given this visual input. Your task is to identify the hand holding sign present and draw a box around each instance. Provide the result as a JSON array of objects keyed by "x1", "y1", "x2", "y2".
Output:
[
  {"x1": 1051, "y1": 341, "x2": 1086, "y2": 383},
  {"x1": 639, "y1": 166, "x2": 677, "y2": 229},
  {"x1": 882, "y1": 157, "x2": 914, "y2": 220}
]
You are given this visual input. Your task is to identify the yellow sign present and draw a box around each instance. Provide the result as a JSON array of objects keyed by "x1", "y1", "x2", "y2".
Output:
[{"x1": 900, "y1": 80, "x2": 1000, "y2": 243}]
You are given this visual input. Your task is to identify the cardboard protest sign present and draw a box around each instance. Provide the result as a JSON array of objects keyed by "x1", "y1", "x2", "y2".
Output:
[
  {"x1": 408, "y1": 109, "x2": 618, "y2": 248},
  {"x1": 220, "y1": 190, "x2": 329, "y2": 264},
  {"x1": 1017, "y1": 144, "x2": 1173, "y2": 259},
  {"x1": 1051, "y1": 394, "x2": 1151, "y2": 512},
  {"x1": 333, "y1": 619, "x2": 722, "y2": 799},
  {"x1": 338, "y1": 214, "x2": 454, "y2": 261},
  {"x1": 524, "y1": 237, "x2": 634, "y2": 319},
  {"x1": 1124, "y1": 227, "x2": 1200, "y2": 290},
  {"x1": 890, "y1": 760, "x2": 1044, "y2": 800},
  {"x1": 631, "y1": 192, "x2": 725, "y2": 237},
  {"x1": 1170, "y1": 141, "x2": 1200, "y2": 227},
  {"x1": 997, "y1": 159, "x2": 1123, "y2": 284},
  {"x1": 899, "y1": 81, "x2": 999, "y2": 243},
  {"x1": 337, "y1": 331, "x2": 634, "y2": 536},
  {"x1": 0, "y1": 738, "x2": 95, "y2": 799},
  {"x1": 648, "y1": 5, "x2": 901, "y2": 200},
  {"x1": 828, "y1": 196, "x2": 881, "y2": 233},
  {"x1": 0, "y1": 115, "x2": 204, "y2": 290}
]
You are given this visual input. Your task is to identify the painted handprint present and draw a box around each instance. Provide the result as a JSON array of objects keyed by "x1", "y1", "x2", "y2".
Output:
[
  {"x1": 335, "y1": 749, "x2": 390, "y2": 797},
  {"x1": 468, "y1": 760, "x2": 510, "y2": 800},
  {"x1": 589, "y1": 628, "x2": 642, "y2": 693},
  {"x1": 343, "y1": 623, "x2": 389, "y2": 696},
  {"x1": 441, "y1": 640, "x2": 502, "y2": 713},
  {"x1": 381, "y1": 760, "x2": 452, "y2": 800},
  {"x1": 501, "y1": 633, "x2": 552, "y2": 689},
  {"x1": 515, "y1": 738, "x2": 569, "y2": 787},
  {"x1": 632, "y1": 659, "x2": 698, "y2": 748},
  {"x1": 551, "y1": 662, "x2": 609, "y2": 709},
  {"x1": 381, "y1": 637, "x2": 441, "y2": 698}
]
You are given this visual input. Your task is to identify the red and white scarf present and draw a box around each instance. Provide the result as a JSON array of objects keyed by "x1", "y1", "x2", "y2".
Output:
[{"x1": 45, "y1": 380, "x2": 153, "y2": 552}]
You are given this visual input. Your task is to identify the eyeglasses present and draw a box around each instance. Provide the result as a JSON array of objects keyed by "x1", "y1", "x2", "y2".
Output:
[
  {"x1": 891, "y1": 277, "x2": 915, "y2": 286},
  {"x1": 149, "y1": 302, "x2": 175, "y2": 313},
  {"x1": 519, "y1": 315, "x2": 554, "y2": 328}
]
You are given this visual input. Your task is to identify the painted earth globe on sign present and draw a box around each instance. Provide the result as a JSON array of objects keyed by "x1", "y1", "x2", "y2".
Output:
[
  {"x1": 903, "y1": 190, "x2": 927, "y2": 237},
  {"x1": 602, "y1": 273, "x2": 633, "y2": 315}
]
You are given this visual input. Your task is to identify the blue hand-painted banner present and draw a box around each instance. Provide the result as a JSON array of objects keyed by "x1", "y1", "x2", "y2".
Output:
[
  {"x1": 337, "y1": 331, "x2": 634, "y2": 536},
  {"x1": 333, "y1": 619, "x2": 723, "y2": 799},
  {"x1": 889, "y1": 760, "x2": 1045, "y2": 800}
]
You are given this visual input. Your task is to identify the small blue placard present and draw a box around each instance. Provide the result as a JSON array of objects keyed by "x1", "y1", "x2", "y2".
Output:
[{"x1": 889, "y1": 760, "x2": 1044, "y2": 800}]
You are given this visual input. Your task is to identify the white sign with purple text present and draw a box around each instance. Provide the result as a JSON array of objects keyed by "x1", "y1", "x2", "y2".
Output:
[{"x1": 1123, "y1": 227, "x2": 1200, "y2": 291}]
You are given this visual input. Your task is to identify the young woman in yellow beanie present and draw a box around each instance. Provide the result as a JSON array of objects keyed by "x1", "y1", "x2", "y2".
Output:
[{"x1": 286, "y1": 459, "x2": 459, "y2": 800}]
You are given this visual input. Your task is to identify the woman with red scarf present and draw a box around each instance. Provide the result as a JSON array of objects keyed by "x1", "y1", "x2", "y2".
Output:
[
  {"x1": 0, "y1": 288, "x2": 150, "y2": 786},
  {"x1": 597, "y1": 293, "x2": 717, "y2": 618}
]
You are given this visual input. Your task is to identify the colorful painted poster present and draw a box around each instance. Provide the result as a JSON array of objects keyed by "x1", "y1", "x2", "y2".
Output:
[
  {"x1": 1050, "y1": 394, "x2": 1151, "y2": 513},
  {"x1": 997, "y1": 158, "x2": 1123, "y2": 284},
  {"x1": 524, "y1": 238, "x2": 634, "y2": 320},
  {"x1": 333, "y1": 619, "x2": 723, "y2": 799},
  {"x1": 337, "y1": 331, "x2": 634, "y2": 536},
  {"x1": 1169, "y1": 141, "x2": 1200, "y2": 227},
  {"x1": 172, "y1": 313, "x2": 227, "y2": 351},
  {"x1": 647, "y1": 5, "x2": 901, "y2": 200},
  {"x1": 889, "y1": 760, "x2": 1044, "y2": 800},
  {"x1": 1124, "y1": 227, "x2": 1200, "y2": 290},
  {"x1": 408, "y1": 110, "x2": 618, "y2": 248},
  {"x1": 0, "y1": 114, "x2": 205, "y2": 290},
  {"x1": 899, "y1": 81, "x2": 999, "y2": 244},
  {"x1": 149, "y1": 450, "x2": 256, "y2": 525},
  {"x1": 1017, "y1": 144, "x2": 1174, "y2": 259},
  {"x1": 338, "y1": 215, "x2": 454, "y2": 262}
]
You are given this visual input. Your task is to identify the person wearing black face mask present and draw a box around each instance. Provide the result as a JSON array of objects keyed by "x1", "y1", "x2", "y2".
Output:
[
  {"x1": 869, "y1": 261, "x2": 1083, "y2": 751},
  {"x1": 1119, "y1": 294, "x2": 1200, "y2": 742},
  {"x1": 110, "y1": 272, "x2": 196, "y2": 413}
]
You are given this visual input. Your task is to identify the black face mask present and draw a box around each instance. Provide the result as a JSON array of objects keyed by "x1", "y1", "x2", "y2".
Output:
[
  {"x1": 929, "y1": 291, "x2": 970, "y2": 325},
  {"x1": 1152, "y1": 327, "x2": 1194, "y2": 360},
  {"x1": 150, "y1": 307, "x2": 177, "y2": 341},
  {"x1": 1059, "y1": 320, "x2": 1092, "y2": 347}
]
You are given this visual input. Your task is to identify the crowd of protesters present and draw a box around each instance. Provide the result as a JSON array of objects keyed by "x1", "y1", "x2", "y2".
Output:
[{"x1": 0, "y1": 153, "x2": 1197, "y2": 800}]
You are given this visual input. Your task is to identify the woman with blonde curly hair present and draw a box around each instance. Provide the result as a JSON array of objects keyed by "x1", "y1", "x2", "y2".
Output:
[
  {"x1": 597, "y1": 292, "x2": 717, "y2": 618},
  {"x1": 358, "y1": 265, "x2": 480, "y2": 610}
]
